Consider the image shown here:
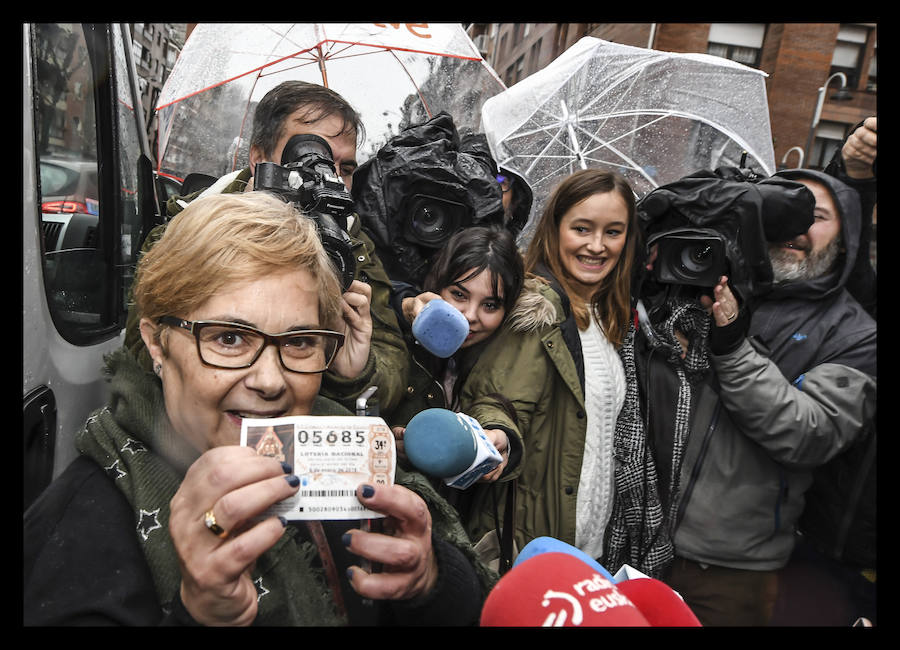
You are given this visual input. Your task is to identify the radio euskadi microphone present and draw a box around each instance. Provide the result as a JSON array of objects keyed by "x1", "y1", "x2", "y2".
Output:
[
  {"x1": 403, "y1": 408, "x2": 502, "y2": 489},
  {"x1": 411, "y1": 298, "x2": 469, "y2": 358},
  {"x1": 480, "y1": 552, "x2": 650, "y2": 627}
]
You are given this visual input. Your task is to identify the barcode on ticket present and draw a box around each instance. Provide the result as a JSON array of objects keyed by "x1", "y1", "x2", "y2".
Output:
[{"x1": 300, "y1": 489, "x2": 357, "y2": 497}]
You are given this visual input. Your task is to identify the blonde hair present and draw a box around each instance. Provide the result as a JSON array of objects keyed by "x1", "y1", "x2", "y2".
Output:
[
  {"x1": 524, "y1": 169, "x2": 639, "y2": 348},
  {"x1": 134, "y1": 192, "x2": 343, "y2": 341}
]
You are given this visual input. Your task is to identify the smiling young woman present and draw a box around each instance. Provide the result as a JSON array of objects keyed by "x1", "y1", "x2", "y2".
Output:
[{"x1": 458, "y1": 169, "x2": 657, "y2": 570}]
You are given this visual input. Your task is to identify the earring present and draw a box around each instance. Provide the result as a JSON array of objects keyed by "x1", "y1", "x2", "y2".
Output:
[{"x1": 154, "y1": 362, "x2": 162, "y2": 376}]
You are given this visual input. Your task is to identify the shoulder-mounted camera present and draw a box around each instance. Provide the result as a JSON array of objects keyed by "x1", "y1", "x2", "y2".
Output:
[
  {"x1": 254, "y1": 134, "x2": 357, "y2": 290},
  {"x1": 636, "y1": 161, "x2": 815, "y2": 316},
  {"x1": 351, "y1": 112, "x2": 504, "y2": 287}
]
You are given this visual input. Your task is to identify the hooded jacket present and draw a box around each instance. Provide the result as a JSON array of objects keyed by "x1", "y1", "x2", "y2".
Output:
[{"x1": 645, "y1": 170, "x2": 876, "y2": 571}]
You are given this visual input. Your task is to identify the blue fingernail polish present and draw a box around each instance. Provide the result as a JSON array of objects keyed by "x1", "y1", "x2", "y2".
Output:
[
  {"x1": 346, "y1": 568, "x2": 354, "y2": 581},
  {"x1": 281, "y1": 461, "x2": 293, "y2": 474},
  {"x1": 279, "y1": 516, "x2": 288, "y2": 527},
  {"x1": 342, "y1": 532, "x2": 352, "y2": 547},
  {"x1": 361, "y1": 484, "x2": 375, "y2": 498},
  {"x1": 285, "y1": 474, "x2": 300, "y2": 487}
]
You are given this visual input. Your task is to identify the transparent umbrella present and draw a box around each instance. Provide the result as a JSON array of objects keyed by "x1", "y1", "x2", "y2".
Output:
[
  {"x1": 481, "y1": 37, "x2": 776, "y2": 245},
  {"x1": 155, "y1": 23, "x2": 505, "y2": 182}
]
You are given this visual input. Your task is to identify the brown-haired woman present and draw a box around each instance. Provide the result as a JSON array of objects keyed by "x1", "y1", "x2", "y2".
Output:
[{"x1": 459, "y1": 168, "x2": 667, "y2": 575}]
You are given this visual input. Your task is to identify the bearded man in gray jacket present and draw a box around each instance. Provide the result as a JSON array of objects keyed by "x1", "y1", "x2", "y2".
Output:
[{"x1": 635, "y1": 169, "x2": 876, "y2": 626}]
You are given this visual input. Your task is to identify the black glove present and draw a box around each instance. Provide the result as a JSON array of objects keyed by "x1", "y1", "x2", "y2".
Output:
[{"x1": 709, "y1": 307, "x2": 750, "y2": 356}]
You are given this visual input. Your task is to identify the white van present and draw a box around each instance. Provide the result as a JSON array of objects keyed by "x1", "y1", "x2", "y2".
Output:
[{"x1": 23, "y1": 23, "x2": 166, "y2": 510}]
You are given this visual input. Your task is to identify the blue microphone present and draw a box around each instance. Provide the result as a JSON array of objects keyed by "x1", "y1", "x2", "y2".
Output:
[
  {"x1": 515, "y1": 536, "x2": 617, "y2": 583},
  {"x1": 411, "y1": 299, "x2": 469, "y2": 358},
  {"x1": 403, "y1": 408, "x2": 502, "y2": 489}
]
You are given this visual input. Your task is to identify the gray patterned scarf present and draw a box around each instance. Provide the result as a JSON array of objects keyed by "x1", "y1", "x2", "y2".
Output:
[{"x1": 604, "y1": 299, "x2": 710, "y2": 579}]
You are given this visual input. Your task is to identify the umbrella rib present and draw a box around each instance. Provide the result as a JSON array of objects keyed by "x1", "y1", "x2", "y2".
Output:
[{"x1": 388, "y1": 48, "x2": 433, "y2": 119}]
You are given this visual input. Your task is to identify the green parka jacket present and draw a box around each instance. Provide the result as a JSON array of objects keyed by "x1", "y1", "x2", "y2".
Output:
[
  {"x1": 458, "y1": 275, "x2": 595, "y2": 550},
  {"x1": 123, "y1": 168, "x2": 410, "y2": 420}
]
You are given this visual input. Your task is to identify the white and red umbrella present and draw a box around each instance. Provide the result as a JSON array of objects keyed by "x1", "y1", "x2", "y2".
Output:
[{"x1": 154, "y1": 23, "x2": 505, "y2": 183}]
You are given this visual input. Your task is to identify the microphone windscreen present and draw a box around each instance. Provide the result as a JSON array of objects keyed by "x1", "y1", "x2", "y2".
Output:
[
  {"x1": 615, "y1": 578, "x2": 702, "y2": 627},
  {"x1": 480, "y1": 552, "x2": 650, "y2": 627},
  {"x1": 515, "y1": 536, "x2": 617, "y2": 583},
  {"x1": 412, "y1": 299, "x2": 469, "y2": 358},
  {"x1": 404, "y1": 408, "x2": 478, "y2": 478}
]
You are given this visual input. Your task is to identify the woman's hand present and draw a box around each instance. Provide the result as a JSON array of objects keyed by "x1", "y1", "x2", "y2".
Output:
[
  {"x1": 330, "y1": 280, "x2": 374, "y2": 378},
  {"x1": 401, "y1": 291, "x2": 441, "y2": 325},
  {"x1": 479, "y1": 428, "x2": 509, "y2": 482},
  {"x1": 168, "y1": 446, "x2": 299, "y2": 626},
  {"x1": 343, "y1": 483, "x2": 439, "y2": 601}
]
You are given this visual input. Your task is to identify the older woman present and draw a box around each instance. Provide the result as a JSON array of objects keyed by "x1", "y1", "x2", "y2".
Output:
[{"x1": 23, "y1": 192, "x2": 491, "y2": 626}]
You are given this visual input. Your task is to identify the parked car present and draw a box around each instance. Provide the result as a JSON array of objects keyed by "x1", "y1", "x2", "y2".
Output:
[{"x1": 39, "y1": 156, "x2": 99, "y2": 216}]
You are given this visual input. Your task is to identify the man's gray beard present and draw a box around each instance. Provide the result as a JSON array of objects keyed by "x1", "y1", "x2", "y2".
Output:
[{"x1": 768, "y1": 233, "x2": 843, "y2": 283}]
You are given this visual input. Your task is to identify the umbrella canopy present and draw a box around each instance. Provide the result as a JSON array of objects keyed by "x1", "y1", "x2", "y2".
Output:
[
  {"x1": 155, "y1": 23, "x2": 505, "y2": 182},
  {"x1": 481, "y1": 37, "x2": 776, "y2": 245}
]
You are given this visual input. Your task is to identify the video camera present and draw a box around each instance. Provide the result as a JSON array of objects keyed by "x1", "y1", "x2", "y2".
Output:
[
  {"x1": 636, "y1": 162, "x2": 816, "y2": 312},
  {"x1": 254, "y1": 134, "x2": 357, "y2": 290},
  {"x1": 351, "y1": 112, "x2": 504, "y2": 287}
]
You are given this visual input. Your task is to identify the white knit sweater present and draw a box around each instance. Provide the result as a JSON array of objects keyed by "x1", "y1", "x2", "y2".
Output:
[{"x1": 575, "y1": 312, "x2": 626, "y2": 560}]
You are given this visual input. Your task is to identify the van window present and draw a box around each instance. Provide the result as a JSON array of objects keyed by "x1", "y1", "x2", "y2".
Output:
[
  {"x1": 31, "y1": 23, "x2": 145, "y2": 344},
  {"x1": 32, "y1": 23, "x2": 107, "y2": 342}
]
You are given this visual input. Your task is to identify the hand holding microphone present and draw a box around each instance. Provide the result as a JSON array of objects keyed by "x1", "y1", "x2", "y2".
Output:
[
  {"x1": 403, "y1": 408, "x2": 503, "y2": 489},
  {"x1": 406, "y1": 296, "x2": 470, "y2": 358}
]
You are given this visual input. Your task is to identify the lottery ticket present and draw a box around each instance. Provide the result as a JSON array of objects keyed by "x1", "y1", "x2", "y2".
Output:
[{"x1": 241, "y1": 415, "x2": 396, "y2": 520}]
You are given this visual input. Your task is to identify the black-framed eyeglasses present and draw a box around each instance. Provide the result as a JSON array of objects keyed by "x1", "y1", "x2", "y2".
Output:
[{"x1": 158, "y1": 316, "x2": 344, "y2": 374}]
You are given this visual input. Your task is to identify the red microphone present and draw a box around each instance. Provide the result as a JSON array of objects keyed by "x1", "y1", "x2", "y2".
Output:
[
  {"x1": 614, "y1": 578, "x2": 702, "y2": 626},
  {"x1": 480, "y1": 552, "x2": 650, "y2": 627}
]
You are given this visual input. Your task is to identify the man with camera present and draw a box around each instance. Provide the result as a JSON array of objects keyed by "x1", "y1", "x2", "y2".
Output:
[
  {"x1": 124, "y1": 81, "x2": 410, "y2": 420},
  {"x1": 630, "y1": 155, "x2": 876, "y2": 625}
]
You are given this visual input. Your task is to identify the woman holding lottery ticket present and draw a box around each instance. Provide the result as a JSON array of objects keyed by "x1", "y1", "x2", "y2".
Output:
[{"x1": 23, "y1": 192, "x2": 493, "y2": 626}]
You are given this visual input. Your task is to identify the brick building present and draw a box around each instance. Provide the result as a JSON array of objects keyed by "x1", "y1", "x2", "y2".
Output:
[{"x1": 467, "y1": 22, "x2": 876, "y2": 171}]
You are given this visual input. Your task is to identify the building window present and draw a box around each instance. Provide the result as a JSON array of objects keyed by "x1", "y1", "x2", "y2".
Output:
[
  {"x1": 706, "y1": 23, "x2": 766, "y2": 68},
  {"x1": 866, "y1": 47, "x2": 876, "y2": 91},
  {"x1": 530, "y1": 39, "x2": 542, "y2": 71},
  {"x1": 810, "y1": 120, "x2": 846, "y2": 170},
  {"x1": 830, "y1": 24, "x2": 870, "y2": 89}
]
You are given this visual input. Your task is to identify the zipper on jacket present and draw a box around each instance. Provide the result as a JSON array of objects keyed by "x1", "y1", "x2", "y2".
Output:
[{"x1": 674, "y1": 400, "x2": 721, "y2": 532}]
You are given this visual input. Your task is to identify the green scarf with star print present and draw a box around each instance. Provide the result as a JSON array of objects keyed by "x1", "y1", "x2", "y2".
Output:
[{"x1": 75, "y1": 348, "x2": 347, "y2": 625}]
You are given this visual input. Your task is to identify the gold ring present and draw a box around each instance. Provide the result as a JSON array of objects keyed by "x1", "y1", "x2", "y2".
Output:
[{"x1": 204, "y1": 509, "x2": 228, "y2": 539}]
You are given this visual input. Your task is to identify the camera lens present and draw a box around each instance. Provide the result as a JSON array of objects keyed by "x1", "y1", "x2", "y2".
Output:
[
  {"x1": 405, "y1": 194, "x2": 466, "y2": 247},
  {"x1": 680, "y1": 244, "x2": 714, "y2": 274}
]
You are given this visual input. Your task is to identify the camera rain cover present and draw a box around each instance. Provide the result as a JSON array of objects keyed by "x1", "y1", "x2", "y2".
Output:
[
  {"x1": 637, "y1": 167, "x2": 815, "y2": 305},
  {"x1": 352, "y1": 111, "x2": 504, "y2": 286}
]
